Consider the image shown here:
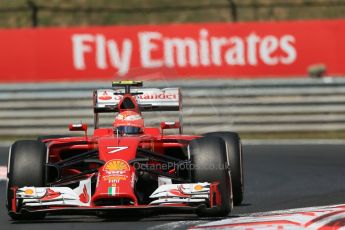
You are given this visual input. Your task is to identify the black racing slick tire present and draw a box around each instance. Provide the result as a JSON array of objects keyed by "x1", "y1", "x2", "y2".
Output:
[
  {"x1": 189, "y1": 136, "x2": 233, "y2": 217},
  {"x1": 203, "y1": 132, "x2": 244, "y2": 205},
  {"x1": 7, "y1": 140, "x2": 47, "y2": 220}
]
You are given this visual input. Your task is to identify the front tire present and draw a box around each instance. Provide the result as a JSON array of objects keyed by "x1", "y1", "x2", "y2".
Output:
[
  {"x1": 204, "y1": 132, "x2": 244, "y2": 205},
  {"x1": 7, "y1": 140, "x2": 47, "y2": 220},
  {"x1": 189, "y1": 136, "x2": 232, "y2": 217}
]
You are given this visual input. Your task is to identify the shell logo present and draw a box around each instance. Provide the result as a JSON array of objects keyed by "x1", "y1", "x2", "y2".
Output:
[
  {"x1": 24, "y1": 189, "x2": 34, "y2": 195},
  {"x1": 103, "y1": 159, "x2": 130, "y2": 172},
  {"x1": 194, "y1": 185, "x2": 204, "y2": 191}
]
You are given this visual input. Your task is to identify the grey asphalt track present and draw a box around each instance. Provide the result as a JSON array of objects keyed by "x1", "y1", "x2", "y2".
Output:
[{"x1": 1, "y1": 144, "x2": 345, "y2": 229}]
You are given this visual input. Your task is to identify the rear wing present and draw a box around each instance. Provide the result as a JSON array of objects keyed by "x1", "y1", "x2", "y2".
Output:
[
  {"x1": 93, "y1": 87, "x2": 183, "y2": 133},
  {"x1": 93, "y1": 88, "x2": 182, "y2": 113}
]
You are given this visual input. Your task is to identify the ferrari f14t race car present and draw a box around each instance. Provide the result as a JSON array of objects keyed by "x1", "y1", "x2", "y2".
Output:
[{"x1": 6, "y1": 81, "x2": 243, "y2": 220}]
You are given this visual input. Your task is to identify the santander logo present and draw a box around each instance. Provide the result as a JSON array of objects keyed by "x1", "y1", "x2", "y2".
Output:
[
  {"x1": 99, "y1": 91, "x2": 112, "y2": 100},
  {"x1": 71, "y1": 29, "x2": 297, "y2": 76}
]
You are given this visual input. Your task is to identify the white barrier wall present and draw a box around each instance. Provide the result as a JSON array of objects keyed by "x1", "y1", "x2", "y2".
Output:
[{"x1": 0, "y1": 78, "x2": 344, "y2": 136}]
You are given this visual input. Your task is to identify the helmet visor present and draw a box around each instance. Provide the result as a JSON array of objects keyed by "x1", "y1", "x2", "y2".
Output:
[{"x1": 116, "y1": 126, "x2": 141, "y2": 135}]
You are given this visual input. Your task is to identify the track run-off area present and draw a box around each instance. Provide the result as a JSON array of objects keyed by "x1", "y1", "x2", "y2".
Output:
[{"x1": 1, "y1": 141, "x2": 345, "y2": 229}]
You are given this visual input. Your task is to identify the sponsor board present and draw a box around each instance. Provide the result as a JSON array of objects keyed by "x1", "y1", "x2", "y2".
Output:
[{"x1": 1, "y1": 19, "x2": 345, "y2": 82}]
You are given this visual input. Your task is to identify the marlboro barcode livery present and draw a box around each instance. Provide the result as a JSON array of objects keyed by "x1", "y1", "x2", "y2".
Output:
[{"x1": 6, "y1": 80, "x2": 244, "y2": 219}]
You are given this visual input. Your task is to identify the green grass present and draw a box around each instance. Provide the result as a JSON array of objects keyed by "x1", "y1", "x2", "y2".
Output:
[{"x1": 0, "y1": 0, "x2": 344, "y2": 28}]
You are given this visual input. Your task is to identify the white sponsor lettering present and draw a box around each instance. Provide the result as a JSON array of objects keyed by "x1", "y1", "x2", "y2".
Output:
[
  {"x1": 199, "y1": 29, "x2": 210, "y2": 66},
  {"x1": 95, "y1": 34, "x2": 107, "y2": 69},
  {"x1": 164, "y1": 37, "x2": 198, "y2": 67},
  {"x1": 71, "y1": 34, "x2": 94, "y2": 70},
  {"x1": 260, "y1": 35, "x2": 279, "y2": 65},
  {"x1": 280, "y1": 35, "x2": 297, "y2": 64},
  {"x1": 211, "y1": 37, "x2": 228, "y2": 66},
  {"x1": 107, "y1": 38, "x2": 132, "y2": 75},
  {"x1": 72, "y1": 34, "x2": 132, "y2": 75},
  {"x1": 138, "y1": 32, "x2": 163, "y2": 68},
  {"x1": 225, "y1": 37, "x2": 245, "y2": 65},
  {"x1": 246, "y1": 32, "x2": 260, "y2": 66},
  {"x1": 71, "y1": 29, "x2": 297, "y2": 75},
  {"x1": 107, "y1": 146, "x2": 128, "y2": 154}
]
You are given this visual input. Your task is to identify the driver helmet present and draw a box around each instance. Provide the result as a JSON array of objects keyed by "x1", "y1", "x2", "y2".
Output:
[{"x1": 113, "y1": 111, "x2": 144, "y2": 135}]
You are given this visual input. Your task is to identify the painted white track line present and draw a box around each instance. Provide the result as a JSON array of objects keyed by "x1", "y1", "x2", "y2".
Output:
[
  {"x1": 0, "y1": 166, "x2": 7, "y2": 181},
  {"x1": 237, "y1": 203, "x2": 345, "y2": 217},
  {"x1": 148, "y1": 221, "x2": 207, "y2": 230},
  {"x1": 191, "y1": 204, "x2": 345, "y2": 229}
]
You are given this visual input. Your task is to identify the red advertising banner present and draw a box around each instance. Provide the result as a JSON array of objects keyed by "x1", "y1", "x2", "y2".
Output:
[{"x1": 0, "y1": 19, "x2": 345, "y2": 82}]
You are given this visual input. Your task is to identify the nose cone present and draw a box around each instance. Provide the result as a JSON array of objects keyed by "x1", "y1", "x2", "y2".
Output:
[{"x1": 91, "y1": 137, "x2": 139, "y2": 206}]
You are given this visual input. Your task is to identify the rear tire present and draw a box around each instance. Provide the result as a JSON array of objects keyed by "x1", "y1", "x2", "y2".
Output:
[
  {"x1": 189, "y1": 136, "x2": 232, "y2": 217},
  {"x1": 203, "y1": 132, "x2": 244, "y2": 205},
  {"x1": 7, "y1": 140, "x2": 47, "y2": 220}
]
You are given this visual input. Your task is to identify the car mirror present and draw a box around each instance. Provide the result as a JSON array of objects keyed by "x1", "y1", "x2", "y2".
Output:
[
  {"x1": 69, "y1": 123, "x2": 88, "y2": 132},
  {"x1": 160, "y1": 121, "x2": 180, "y2": 130}
]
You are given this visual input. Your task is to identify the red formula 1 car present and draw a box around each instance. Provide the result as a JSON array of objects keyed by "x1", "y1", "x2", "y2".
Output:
[{"x1": 6, "y1": 81, "x2": 244, "y2": 220}]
